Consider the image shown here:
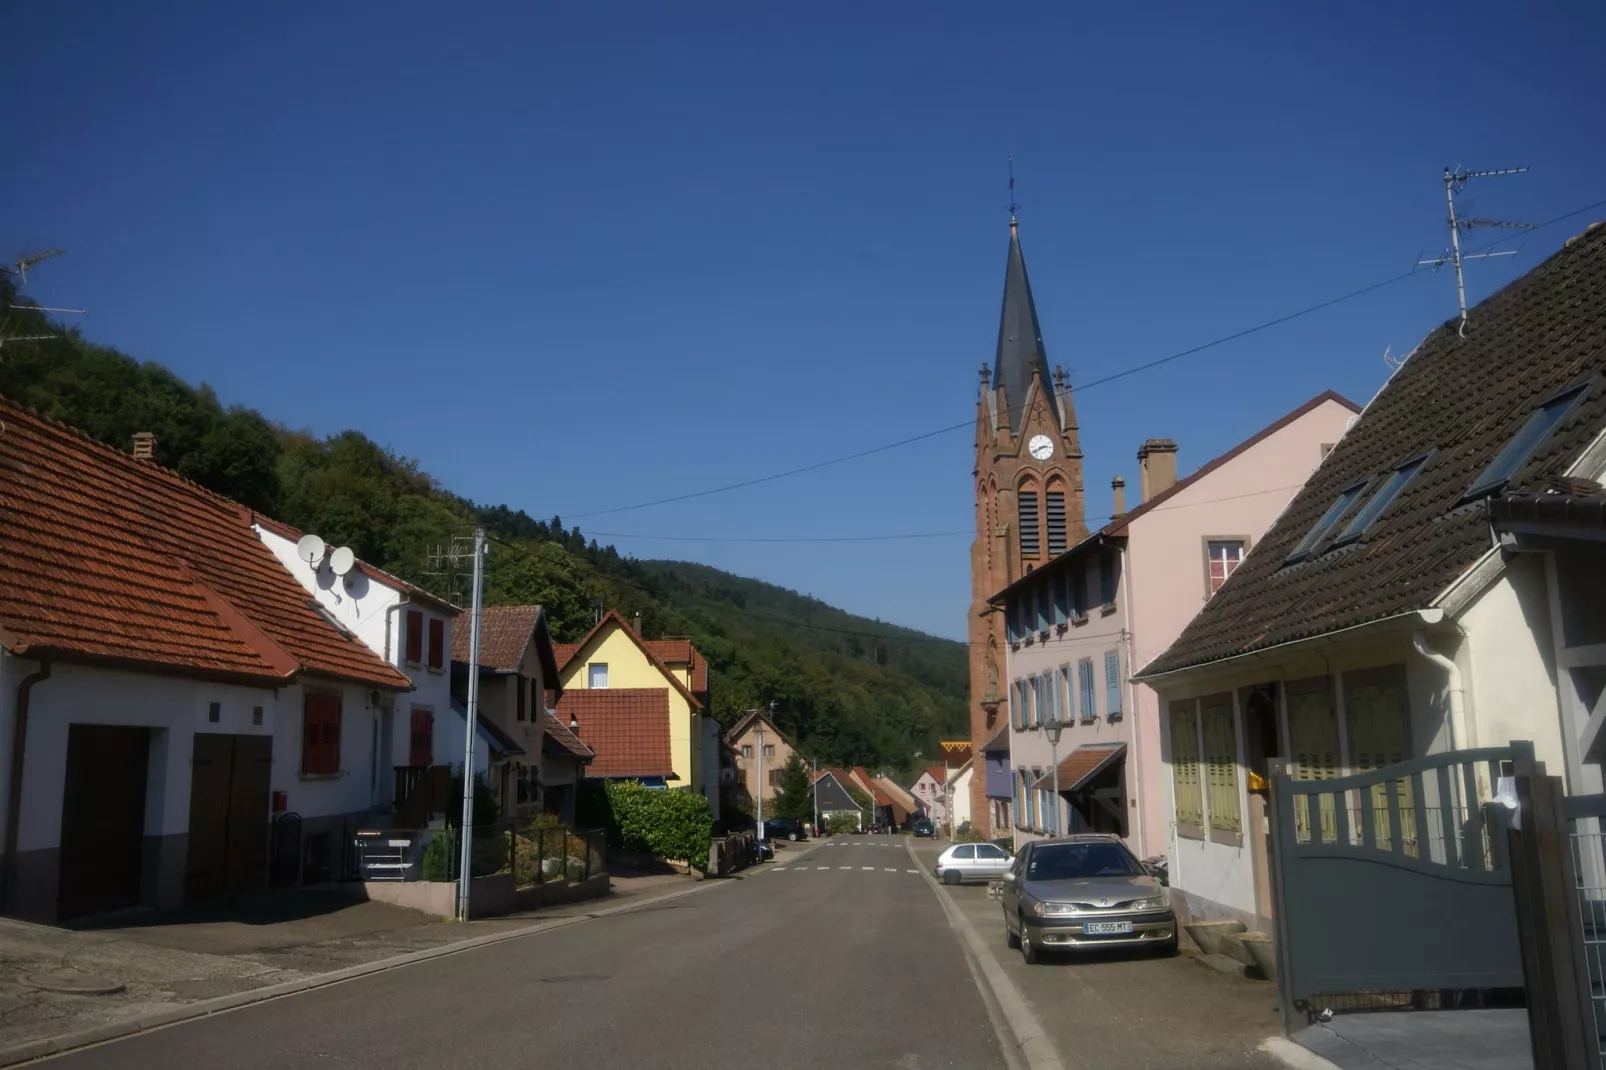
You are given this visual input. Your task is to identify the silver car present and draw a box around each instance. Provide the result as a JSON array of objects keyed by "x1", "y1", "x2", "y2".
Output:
[
  {"x1": 933, "y1": 841, "x2": 1012, "y2": 884},
  {"x1": 1000, "y1": 835, "x2": 1176, "y2": 963}
]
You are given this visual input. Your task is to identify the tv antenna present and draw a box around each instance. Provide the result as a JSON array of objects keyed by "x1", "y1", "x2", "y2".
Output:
[
  {"x1": 422, "y1": 535, "x2": 481, "y2": 607},
  {"x1": 6, "y1": 249, "x2": 63, "y2": 284},
  {"x1": 1007, "y1": 153, "x2": 1020, "y2": 222},
  {"x1": 1418, "y1": 166, "x2": 1536, "y2": 337}
]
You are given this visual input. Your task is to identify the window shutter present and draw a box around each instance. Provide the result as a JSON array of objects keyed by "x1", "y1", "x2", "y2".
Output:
[
  {"x1": 1202, "y1": 697, "x2": 1241, "y2": 832},
  {"x1": 1045, "y1": 491, "x2": 1066, "y2": 555},
  {"x1": 427, "y1": 618, "x2": 444, "y2": 669},
  {"x1": 1169, "y1": 701, "x2": 1204, "y2": 827},
  {"x1": 303, "y1": 693, "x2": 343, "y2": 775},
  {"x1": 405, "y1": 610, "x2": 424, "y2": 664},
  {"x1": 1018, "y1": 492, "x2": 1040, "y2": 559},
  {"x1": 1105, "y1": 650, "x2": 1122, "y2": 716},
  {"x1": 1052, "y1": 575, "x2": 1068, "y2": 626},
  {"x1": 409, "y1": 709, "x2": 433, "y2": 767},
  {"x1": 1036, "y1": 584, "x2": 1050, "y2": 632},
  {"x1": 1070, "y1": 565, "x2": 1086, "y2": 618}
]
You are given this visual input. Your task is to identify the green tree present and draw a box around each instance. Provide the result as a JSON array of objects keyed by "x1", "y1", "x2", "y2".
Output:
[{"x1": 769, "y1": 753, "x2": 814, "y2": 822}]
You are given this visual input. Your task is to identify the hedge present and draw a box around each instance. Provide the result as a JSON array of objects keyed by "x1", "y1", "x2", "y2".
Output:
[{"x1": 578, "y1": 779, "x2": 713, "y2": 872}]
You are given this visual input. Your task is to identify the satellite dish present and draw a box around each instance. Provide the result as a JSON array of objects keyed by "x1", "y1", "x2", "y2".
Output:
[
  {"x1": 329, "y1": 546, "x2": 356, "y2": 576},
  {"x1": 296, "y1": 534, "x2": 326, "y2": 567}
]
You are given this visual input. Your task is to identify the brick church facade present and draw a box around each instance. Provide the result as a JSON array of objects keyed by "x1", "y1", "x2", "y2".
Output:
[{"x1": 967, "y1": 217, "x2": 1086, "y2": 837}]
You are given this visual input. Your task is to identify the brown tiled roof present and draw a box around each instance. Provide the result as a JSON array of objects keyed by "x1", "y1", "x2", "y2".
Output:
[
  {"x1": 1033, "y1": 742, "x2": 1125, "y2": 793},
  {"x1": 921, "y1": 766, "x2": 947, "y2": 785},
  {"x1": 0, "y1": 396, "x2": 411, "y2": 689},
  {"x1": 552, "y1": 688, "x2": 673, "y2": 778},
  {"x1": 1144, "y1": 222, "x2": 1606, "y2": 677},
  {"x1": 451, "y1": 604, "x2": 541, "y2": 671},
  {"x1": 645, "y1": 639, "x2": 710, "y2": 695},
  {"x1": 992, "y1": 391, "x2": 1359, "y2": 604},
  {"x1": 552, "y1": 610, "x2": 703, "y2": 710},
  {"x1": 542, "y1": 710, "x2": 594, "y2": 761}
]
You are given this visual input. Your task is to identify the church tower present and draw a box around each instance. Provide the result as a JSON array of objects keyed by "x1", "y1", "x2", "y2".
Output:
[{"x1": 967, "y1": 216, "x2": 1085, "y2": 838}]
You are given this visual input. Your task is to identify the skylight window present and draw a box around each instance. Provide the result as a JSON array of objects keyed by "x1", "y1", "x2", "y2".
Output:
[
  {"x1": 1286, "y1": 480, "x2": 1370, "y2": 563},
  {"x1": 1466, "y1": 385, "x2": 1588, "y2": 500},
  {"x1": 1333, "y1": 456, "x2": 1427, "y2": 545}
]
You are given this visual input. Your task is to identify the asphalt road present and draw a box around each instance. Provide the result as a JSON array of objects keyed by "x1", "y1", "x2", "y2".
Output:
[{"x1": 48, "y1": 839, "x2": 1006, "y2": 1070}]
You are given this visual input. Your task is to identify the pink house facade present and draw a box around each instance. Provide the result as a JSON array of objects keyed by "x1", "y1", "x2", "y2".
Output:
[{"x1": 992, "y1": 391, "x2": 1359, "y2": 858}]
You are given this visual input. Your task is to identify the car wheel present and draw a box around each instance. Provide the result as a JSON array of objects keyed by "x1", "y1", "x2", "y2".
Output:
[
  {"x1": 788, "y1": 831, "x2": 799, "y2": 841},
  {"x1": 1005, "y1": 910, "x2": 1020, "y2": 950},
  {"x1": 1020, "y1": 919, "x2": 1039, "y2": 965},
  {"x1": 943, "y1": 869, "x2": 962, "y2": 886}
]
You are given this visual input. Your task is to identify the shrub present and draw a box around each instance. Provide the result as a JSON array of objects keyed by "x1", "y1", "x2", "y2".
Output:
[
  {"x1": 953, "y1": 821, "x2": 985, "y2": 843},
  {"x1": 418, "y1": 827, "x2": 506, "y2": 880},
  {"x1": 581, "y1": 780, "x2": 713, "y2": 872},
  {"x1": 825, "y1": 812, "x2": 860, "y2": 835}
]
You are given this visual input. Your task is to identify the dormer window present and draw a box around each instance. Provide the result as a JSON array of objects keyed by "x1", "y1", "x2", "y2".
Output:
[
  {"x1": 1465, "y1": 384, "x2": 1588, "y2": 500},
  {"x1": 1333, "y1": 455, "x2": 1428, "y2": 545},
  {"x1": 1286, "y1": 479, "x2": 1371, "y2": 563}
]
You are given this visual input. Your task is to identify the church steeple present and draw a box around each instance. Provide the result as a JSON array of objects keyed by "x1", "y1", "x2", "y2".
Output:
[{"x1": 993, "y1": 218, "x2": 1057, "y2": 434}]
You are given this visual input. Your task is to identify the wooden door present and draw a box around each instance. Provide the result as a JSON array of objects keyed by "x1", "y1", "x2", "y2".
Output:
[
  {"x1": 409, "y1": 710, "x2": 433, "y2": 767},
  {"x1": 187, "y1": 734, "x2": 272, "y2": 902},
  {"x1": 58, "y1": 725, "x2": 150, "y2": 920}
]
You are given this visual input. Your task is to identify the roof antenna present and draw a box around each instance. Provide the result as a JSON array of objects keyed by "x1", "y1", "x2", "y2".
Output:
[
  {"x1": 1418, "y1": 167, "x2": 1535, "y2": 338},
  {"x1": 1007, "y1": 153, "x2": 1020, "y2": 224}
]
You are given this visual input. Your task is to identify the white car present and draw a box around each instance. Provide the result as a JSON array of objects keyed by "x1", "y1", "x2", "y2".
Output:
[{"x1": 934, "y1": 842, "x2": 1013, "y2": 885}]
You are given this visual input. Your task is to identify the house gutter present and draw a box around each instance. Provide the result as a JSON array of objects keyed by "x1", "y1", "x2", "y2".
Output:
[
  {"x1": 1134, "y1": 609, "x2": 1444, "y2": 685},
  {"x1": 4, "y1": 660, "x2": 50, "y2": 912}
]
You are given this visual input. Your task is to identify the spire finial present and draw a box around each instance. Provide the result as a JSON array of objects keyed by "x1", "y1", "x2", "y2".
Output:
[{"x1": 1007, "y1": 153, "x2": 1019, "y2": 227}]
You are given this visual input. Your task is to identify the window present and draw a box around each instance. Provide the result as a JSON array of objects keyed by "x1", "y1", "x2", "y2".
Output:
[
  {"x1": 404, "y1": 610, "x2": 424, "y2": 665},
  {"x1": 953, "y1": 844, "x2": 976, "y2": 861},
  {"x1": 1006, "y1": 599, "x2": 1021, "y2": 644},
  {"x1": 302, "y1": 693, "x2": 343, "y2": 775},
  {"x1": 1287, "y1": 481, "x2": 1370, "y2": 562},
  {"x1": 1046, "y1": 490, "x2": 1067, "y2": 556},
  {"x1": 1170, "y1": 701, "x2": 1203, "y2": 828},
  {"x1": 1052, "y1": 573, "x2": 1068, "y2": 626},
  {"x1": 409, "y1": 708, "x2": 433, "y2": 767},
  {"x1": 516, "y1": 677, "x2": 527, "y2": 721},
  {"x1": 1105, "y1": 650, "x2": 1122, "y2": 717},
  {"x1": 1019, "y1": 491, "x2": 1041, "y2": 559},
  {"x1": 762, "y1": 744, "x2": 775, "y2": 758},
  {"x1": 1098, "y1": 547, "x2": 1119, "y2": 606},
  {"x1": 1069, "y1": 564, "x2": 1087, "y2": 619},
  {"x1": 252, "y1": 705, "x2": 263, "y2": 726},
  {"x1": 1078, "y1": 658, "x2": 1096, "y2": 720},
  {"x1": 1011, "y1": 680, "x2": 1024, "y2": 729},
  {"x1": 1058, "y1": 666, "x2": 1072, "y2": 721},
  {"x1": 1207, "y1": 540, "x2": 1245, "y2": 594},
  {"x1": 767, "y1": 769, "x2": 781, "y2": 787},
  {"x1": 1011, "y1": 772, "x2": 1023, "y2": 827},
  {"x1": 588, "y1": 663, "x2": 608, "y2": 689},
  {"x1": 1044, "y1": 670, "x2": 1059, "y2": 726},
  {"x1": 977, "y1": 843, "x2": 1007, "y2": 860},
  {"x1": 1468, "y1": 384, "x2": 1587, "y2": 499},
  {"x1": 1202, "y1": 696, "x2": 1240, "y2": 833},
  {"x1": 208, "y1": 701, "x2": 221, "y2": 723},
  {"x1": 1335, "y1": 457, "x2": 1427, "y2": 545},
  {"x1": 1035, "y1": 583, "x2": 1050, "y2": 633},
  {"x1": 741, "y1": 744, "x2": 753, "y2": 759},
  {"x1": 427, "y1": 618, "x2": 444, "y2": 670}
]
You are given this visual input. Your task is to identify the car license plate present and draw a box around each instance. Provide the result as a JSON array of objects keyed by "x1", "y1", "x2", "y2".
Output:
[{"x1": 1083, "y1": 920, "x2": 1133, "y2": 935}]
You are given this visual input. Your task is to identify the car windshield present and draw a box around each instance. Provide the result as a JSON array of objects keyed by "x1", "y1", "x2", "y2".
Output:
[{"x1": 1026, "y1": 843, "x2": 1140, "y2": 881}]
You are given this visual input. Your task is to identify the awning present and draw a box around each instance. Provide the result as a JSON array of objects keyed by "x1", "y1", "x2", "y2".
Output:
[
  {"x1": 1033, "y1": 742, "x2": 1125, "y2": 794},
  {"x1": 980, "y1": 723, "x2": 1011, "y2": 754}
]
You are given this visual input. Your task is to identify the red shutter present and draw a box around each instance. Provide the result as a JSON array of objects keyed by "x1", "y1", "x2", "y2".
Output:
[
  {"x1": 409, "y1": 710, "x2": 434, "y2": 767},
  {"x1": 302, "y1": 693, "x2": 343, "y2": 774},
  {"x1": 405, "y1": 610, "x2": 423, "y2": 664},
  {"x1": 427, "y1": 618, "x2": 444, "y2": 670}
]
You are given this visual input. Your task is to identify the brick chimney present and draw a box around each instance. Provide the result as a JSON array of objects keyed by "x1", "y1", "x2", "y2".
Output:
[
  {"x1": 1137, "y1": 439, "x2": 1178, "y2": 502},
  {"x1": 131, "y1": 432, "x2": 156, "y2": 461},
  {"x1": 633, "y1": 611, "x2": 644, "y2": 636},
  {"x1": 1111, "y1": 476, "x2": 1126, "y2": 517}
]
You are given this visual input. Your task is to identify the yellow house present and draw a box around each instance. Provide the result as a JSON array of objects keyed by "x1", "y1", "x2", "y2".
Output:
[{"x1": 553, "y1": 611, "x2": 707, "y2": 799}]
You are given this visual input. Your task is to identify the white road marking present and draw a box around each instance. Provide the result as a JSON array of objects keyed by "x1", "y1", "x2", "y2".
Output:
[
  {"x1": 884, "y1": 868, "x2": 897, "y2": 872},
  {"x1": 861, "y1": 866, "x2": 874, "y2": 871},
  {"x1": 773, "y1": 866, "x2": 786, "y2": 871},
  {"x1": 838, "y1": 866, "x2": 852, "y2": 870},
  {"x1": 906, "y1": 869, "x2": 918, "y2": 873}
]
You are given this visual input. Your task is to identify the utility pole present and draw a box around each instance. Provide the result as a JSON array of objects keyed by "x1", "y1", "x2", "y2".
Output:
[
  {"x1": 812, "y1": 756, "x2": 820, "y2": 836},
  {"x1": 455, "y1": 528, "x2": 486, "y2": 921},
  {"x1": 1419, "y1": 166, "x2": 1534, "y2": 337},
  {"x1": 755, "y1": 714, "x2": 766, "y2": 844}
]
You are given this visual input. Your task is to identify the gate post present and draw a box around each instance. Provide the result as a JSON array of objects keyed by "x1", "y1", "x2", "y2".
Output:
[
  {"x1": 1510, "y1": 765, "x2": 1601, "y2": 1070},
  {"x1": 1266, "y1": 758, "x2": 1301, "y2": 1039}
]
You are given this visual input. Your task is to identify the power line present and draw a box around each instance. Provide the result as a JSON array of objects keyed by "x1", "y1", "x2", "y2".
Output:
[
  {"x1": 586, "y1": 528, "x2": 971, "y2": 544},
  {"x1": 562, "y1": 194, "x2": 1606, "y2": 522}
]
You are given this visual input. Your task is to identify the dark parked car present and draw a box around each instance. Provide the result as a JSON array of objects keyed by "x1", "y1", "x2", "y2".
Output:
[
  {"x1": 760, "y1": 818, "x2": 807, "y2": 842},
  {"x1": 913, "y1": 818, "x2": 935, "y2": 838},
  {"x1": 866, "y1": 821, "x2": 890, "y2": 835}
]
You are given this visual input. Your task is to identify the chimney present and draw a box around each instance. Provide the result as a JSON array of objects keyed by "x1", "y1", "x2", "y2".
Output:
[
  {"x1": 1111, "y1": 476, "x2": 1126, "y2": 517},
  {"x1": 131, "y1": 432, "x2": 156, "y2": 461},
  {"x1": 1137, "y1": 439, "x2": 1178, "y2": 502},
  {"x1": 633, "y1": 611, "x2": 643, "y2": 636}
]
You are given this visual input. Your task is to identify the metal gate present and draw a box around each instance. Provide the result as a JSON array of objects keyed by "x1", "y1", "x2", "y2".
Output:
[{"x1": 1268, "y1": 742, "x2": 1531, "y2": 1028}]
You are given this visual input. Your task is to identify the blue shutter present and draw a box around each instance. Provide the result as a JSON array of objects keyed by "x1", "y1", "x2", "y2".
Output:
[
  {"x1": 1106, "y1": 650, "x2": 1123, "y2": 716},
  {"x1": 1070, "y1": 565, "x2": 1086, "y2": 618},
  {"x1": 1052, "y1": 574, "x2": 1068, "y2": 626},
  {"x1": 1079, "y1": 660, "x2": 1095, "y2": 719},
  {"x1": 1006, "y1": 600, "x2": 1019, "y2": 643},
  {"x1": 1036, "y1": 584, "x2": 1050, "y2": 633}
]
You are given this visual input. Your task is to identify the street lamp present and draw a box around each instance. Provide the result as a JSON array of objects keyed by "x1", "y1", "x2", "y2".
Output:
[{"x1": 1044, "y1": 708, "x2": 1064, "y2": 837}]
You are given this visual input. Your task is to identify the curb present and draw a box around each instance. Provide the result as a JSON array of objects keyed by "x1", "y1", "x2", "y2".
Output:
[
  {"x1": 906, "y1": 839, "x2": 1066, "y2": 1070},
  {"x1": 1259, "y1": 1036, "x2": 1344, "y2": 1070},
  {"x1": 0, "y1": 872, "x2": 740, "y2": 1067}
]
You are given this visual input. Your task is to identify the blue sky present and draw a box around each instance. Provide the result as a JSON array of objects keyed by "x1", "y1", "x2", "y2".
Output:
[{"x1": 5, "y1": 2, "x2": 1602, "y2": 640}]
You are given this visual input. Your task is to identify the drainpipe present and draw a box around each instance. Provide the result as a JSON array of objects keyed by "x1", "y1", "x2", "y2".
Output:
[
  {"x1": 1412, "y1": 629, "x2": 1469, "y2": 754},
  {"x1": 4, "y1": 661, "x2": 51, "y2": 912},
  {"x1": 383, "y1": 596, "x2": 412, "y2": 665}
]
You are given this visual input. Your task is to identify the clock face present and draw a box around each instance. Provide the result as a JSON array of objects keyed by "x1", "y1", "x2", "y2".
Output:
[{"x1": 1027, "y1": 434, "x2": 1055, "y2": 461}]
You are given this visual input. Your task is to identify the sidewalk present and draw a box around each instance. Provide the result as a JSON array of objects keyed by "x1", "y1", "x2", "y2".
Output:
[
  {"x1": 909, "y1": 838, "x2": 1285, "y2": 1070},
  {"x1": 0, "y1": 869, "x2": 699, "y2": 1057}
]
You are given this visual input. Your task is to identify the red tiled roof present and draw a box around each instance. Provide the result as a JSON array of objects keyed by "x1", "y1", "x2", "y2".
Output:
[
  {"x1": 1145, "y1": 223, "x2": 1606, "y2": 677},
  {"x1": 646, "y1": 639, "x2": 709, "y2": 695},
  {"x1": 552, "y1": 689, "x2": 672, "y2": 778},
  {"x1": 922, "y1": 766, "x2": 947, "y2": 785},
  {"x1": 0, "y1": 397, "x2": 410, "y2": 689},
  {"x1": 451, "y1": 604, "x2": 541, "y2": 671},
  {"x1": 542, "y1": 710, "x2": 594, "y2": 761},
  {"x1": 552, "y1": 610, "x2": 703, "y2": 710}
]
